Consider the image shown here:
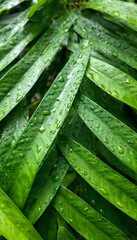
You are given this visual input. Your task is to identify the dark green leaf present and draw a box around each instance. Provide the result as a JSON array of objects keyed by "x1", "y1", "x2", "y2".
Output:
[
  {"x1": 0, "y1": 40, "x2": 91, "y2": 209},
  {"x1": 86, "y1": 56, "x2": 137, "y2": 109},
  {"x1": 57, "y1": 226, "x2": 76, "y2": 240},
  {"x1": 80, "y1": 178, "x2": 137, "y2": 240},
  {"x1": 54, "y1": 186, "x2": 129, "y2": 240},
  {"x1": 0, "y1": 0, "x2": 31, "y2": 14},
  {"x1": 23, "y1": 149, "x2": 68, "y2": 224},
  {"x1": 81, "y1": 0, "x2": 137, "y2": 31},
  {"x1": 0, "y1": 187, "x2": 42, "y2": 240},
  {"x1": 74, "y1": 93, "x2": 137, "y2": 175},
  {"x1": 74, "y1": 15, "x2": 137, "y2": 70},
  {"x1": 58, "y1": 136, "x2": 137, "y2": 220},
  {"x1": 0, "y1": 99, "x2": 28, "y2": 165},
  {"x1": 0, "y1": 10, "x2": 76, "y2": 120}
]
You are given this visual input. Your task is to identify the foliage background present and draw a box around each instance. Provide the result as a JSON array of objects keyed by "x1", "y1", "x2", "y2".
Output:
[{"x1": 0, "y1": 0, "x2": 137, "y2": 239}]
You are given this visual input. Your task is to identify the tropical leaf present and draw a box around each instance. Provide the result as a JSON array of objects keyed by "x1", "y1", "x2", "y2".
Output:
[
  {"x1": 0, "y1": 9, "x2": 29, "y2": 48},
  {"x1": 36, "y1": 207, "x2": 58, "y2": 240},
  {"x1": 0, "y1": 99, "x2": 28, "y2": 165},
  {"x1": 57, "y1": 226, "x2": 76, "y2": 240},
  {"x1": 0, "y1": 40, "x2": 91, "y2": 210},
  {"x1": 62, "y1": 108, "x2": 137, "y2": 183},
  {"x1": 58, "y1": 136, "x2": 137, "y2": 220},
  {"x1": 74, "y1": 92, "x2": 137, "y2": 174},
  {"x1": 86, "y1": 56, "x2": 137, "y2": 109},
  {"x1": 54, "y1": 186, "x2": 129, "y2": 240},
  {"x1": 0, "y1": 187, "x2": 42, "y2": 240},
  {"x1": 0, "y1": 0, "x2": 137, "y2": 239},
  {"x1": 74, "y1": 15, "x2": 137, "y2": 70},
  {"x1": 23, "y1": 148, "x2": 68, "y2": 224},
  {"x1": 79, "y1": 178, "x2": 137, "y2": 240},
  {"x1": 0, "y1": 0, "x2": 31, "y2": 14},
  {"x1": 0, "y1": 21, "x2": 46, "y2": 72},
  {"x1": 86, "y1": 14, "x2": 137, "y2": 47},
  {"x1": 81, "y1": 0, "x2": 137, "y2": 31},
  {"x1": 0, "y1": 10, "x2": 76, "y2": 120},
  {"x1": 29, "y1": 0, "x2": 51, "y2": 18}
]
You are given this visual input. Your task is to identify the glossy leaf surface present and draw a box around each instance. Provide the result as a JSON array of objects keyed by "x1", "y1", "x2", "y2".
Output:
[
  {"x1": 54, "y1": 186, "x2": 129, "y2": 240},
  {"x1": 58, "y1": 136, "x2": 137, "y2": 220}
]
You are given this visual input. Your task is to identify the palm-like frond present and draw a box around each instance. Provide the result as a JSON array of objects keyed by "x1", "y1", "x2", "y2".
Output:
[{"x1": 0, "y1": 0, "x2": 137, "y2": 240}]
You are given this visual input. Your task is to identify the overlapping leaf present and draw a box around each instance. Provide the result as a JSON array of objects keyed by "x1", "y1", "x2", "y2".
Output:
[
  {"x1": 58, "y1": 136, "x2": 137, "y2": 220},
  {"x1": 80, "y1": 178, "x2": 137, "y2": 240},
  {"x1": 74, "y1": 93, "x2": 137, "y2": 174},
  {"x1": 23, "y1": 149, "x2": 68, "y2": 224},
  {"x1": 57, "y1": 226, "x2": 76, "y2": 240},
  {"x1": 36, "y1": 207, "x2": 58, "y2": 240},
  {"x1": 0, "y1": 9, "x2": 29, "y2": 48},
  {"x1": 74, "y1": 15, "x2": 137, "y2": 70},
  {"x1": 86, "y1": 56, "x2": 137, "y2": 109},
  {"x1": 0, "y1": 99, "x2": 28, "y2": 164},
  {"x1": 0, "y1": 40, "x2": 91, "y2": 210},
  {"x1": 28, "y1": 0, "x2": 51, "y2": 18},
  {"x1": 0, "y1": 187, "x2": 42, "y2": 240},
  {"x1": 62, "y1": 108, "x2": 137, "y2": 183},
  {"x1": 0, "y1": 0, "x2": 31, "y2": 14},
  {"x1": 54, "y1": 186, "x2": 129, "y2": 240},
  {"x1": 0, "y1": 10, "x2": 76, "y2": 120},
  {"x1": 81, "y1": 0, "x2": 137, "y2": 31},
  {"x1": 0, "y1": 21, "x2": 46, "y2": 72}
]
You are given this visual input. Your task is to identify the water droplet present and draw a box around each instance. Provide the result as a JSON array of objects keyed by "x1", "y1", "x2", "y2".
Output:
[
  {"x1": 125, "y1": 78, "x2": 130, "y2": 84},
  {"x1": 58, "y1": 76, "x2": 64, "y2": 82},
  {"x1": 117, "y1": 202, "x2": 123, "y2": 208},
  {"x1": 16, "y1": 94, "x2": 22, "y2": 102},
  {"x1": 104, "y1": 137, "x2": 109, "y2": 144},
  {"x1": 118, "y1": 146, "x2": 124, "y2": 154},
  {"x1": 84, "y1": 207, "x2": 88, "y2": 212},
  {"x1": 39, "y1": 125, "x2": 46, "y2": 133},
  {"x1": 38, "y1": 207, "x2": 41, "y2": 211},
  {"x1": 7, "y1": 92, "x2": 11, "y2": 97},
  {"x1": 53, "y1": 84, "x2": 58, "y2": 89},
  {"x1": 20, "y1": 153, "x2": 24, "y2": 158},
  {"x1": 0, "y1": 204, "x2": 5, "y2": 209},
  {"x1": 43, "y1": 111, "x2": 50, "y2": 115},
  {"x1": 37, "y1": 145, "x2": 42, "y2": 153},
  {"x1": 100, "y1": 188, "x2": 108, "y2": 195}
]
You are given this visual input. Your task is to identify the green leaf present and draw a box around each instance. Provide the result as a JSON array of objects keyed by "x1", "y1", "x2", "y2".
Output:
[
  {"x1": 86, "y1": 56, "x2": 137, "y2": 109},
  {"x1": 0, "y1": 187, "x2": 42, "y2": 240},
  {"x1": 29, "y1": 0, "x2": 51, "y2": 18},
  {"x1": 74, "y1": 15, "x2": 137, "y2": 70},
  {"x1": 58, "y1": 136, "x2": 137, "y2": 220},
  {"x1": 57, "y1": 226, "x2": 76, "y2": 240},
  {"x1": 0, "y1": 40, "x2": 91, "y2": 209},
  {"x1": 87, "y1": 14, "x2": 137, "y2": 47},
  {"x1": 74, "y1": 92, "x2": 137, "y2": 175},
  {"x1": 0, "y1": 21, "x2": 46, "y2": 72},
  {"x1": 0, "y1": 99, "x2": 28, "y2": 165},
  {"x1": 23, "y1": 148, "x2": 68, "y2": 224},
  {"x1": 62, "y1": 108, "x2": 137, "y2": 183},
  {"x1": 0, "y1": 12, "x2": 21, "y2": 26},
  {"x1": 0, "y1": 9, "x2": 29, "y2": 48},
  {"x1": 80, "y1": 178, "x2": 137, "y2": 240},
  {"x1": 54, "y1": 186, "x2": 129, "y2": 240},
  {"x1": 81, "y1": 0, "x2": 137, "y2": 32},
  {"x1": 0, "y1": 0, "x2": 31, "y2": 14},
  {"x1": 0, "y1": 10, "x2": 76, "y2": 121},
  {"x1": 36, "y1": 207, "x2": 58, "y2": 240},
  {"x1": 62, "y1": 172, "x2": 76, "y2": 188}
]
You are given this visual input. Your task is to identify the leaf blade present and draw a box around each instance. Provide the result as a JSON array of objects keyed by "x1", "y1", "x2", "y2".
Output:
[
  {"x1": 1, "y1": 40, "x2": 91, "y2": 209},
  {"x1": 54, "y1": 186, "x2": 129, "y2": 240},
  {"x1": 58, "y1": 136, "x2": 137, "y2": 220}
]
